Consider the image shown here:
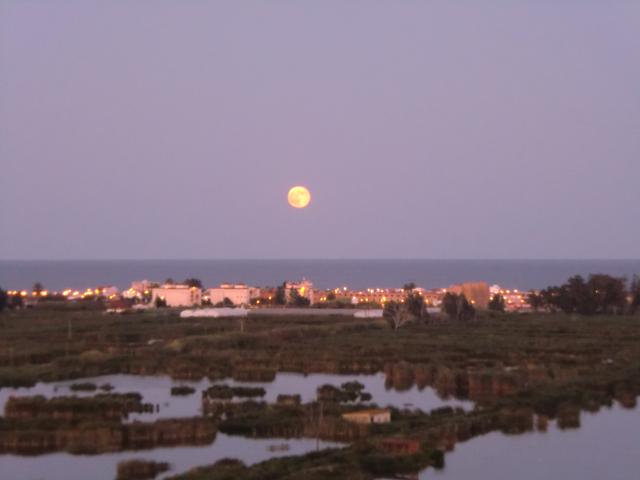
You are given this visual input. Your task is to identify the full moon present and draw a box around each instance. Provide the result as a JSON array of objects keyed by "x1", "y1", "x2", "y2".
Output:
[{"x1": 288, "y1": 186, "x2": 311, "y2": 209}]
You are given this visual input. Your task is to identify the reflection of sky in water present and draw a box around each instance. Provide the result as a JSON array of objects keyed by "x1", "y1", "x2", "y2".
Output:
[
  {"x1": 421, "y1": 404, "x2": 639, "y2": 480},
  {"x1": 0, "y1": 372, "x2": 472, "y2": 421},
  {"x1": 218, "y1": 372, "x2": 472, "y2": 411},
  {"x1": 0, "y1": 433, "x2": 343, "y2": 480},
  {"x1": 1, "y1": 377, "x2": 637, "y2": 480}
]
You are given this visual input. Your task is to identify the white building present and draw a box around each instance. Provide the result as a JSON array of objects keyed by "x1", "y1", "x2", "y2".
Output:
[
  {"x1": 180, "y1": 307, "x2": 248, "y2": 318},
  {"x1": 205, "y1": 284, "x2": 259, "y2": 306},
  {"x1": 151, "y1": 285, "x2": 201, "y2": 307},
  {"x1": 342, "y1": 408, "x2": 391, "y2": 424},
  {"x1": 123, "y1": 280, "x2": 157, "y2": 300},
  {"x1": 354, "y1": 309, "x2": 384, "y2": 318}
]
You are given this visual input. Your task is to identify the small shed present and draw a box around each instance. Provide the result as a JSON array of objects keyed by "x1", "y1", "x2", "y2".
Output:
[{"x1": 342, "y1": 408, "x2": 391, "y2": 424}]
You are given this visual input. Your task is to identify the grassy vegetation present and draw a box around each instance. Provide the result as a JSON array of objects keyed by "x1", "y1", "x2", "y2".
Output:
[
  {"x1": 1, "y1": 305, "x2": 639, "y2": 477},
  {"x1": 116, "y1": 459, "x2": 170, "y2": 480},
  {"x1": 171, "y1": 385, "x2": 196, "y2": 396},
  {"x1": 203, "y1": 385, "x2": 266, "y2": 399}
]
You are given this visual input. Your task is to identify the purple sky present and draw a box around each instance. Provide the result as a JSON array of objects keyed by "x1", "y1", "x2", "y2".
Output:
[{"x1": 1, "y1": 1, "x2": 639, "y2": 260}]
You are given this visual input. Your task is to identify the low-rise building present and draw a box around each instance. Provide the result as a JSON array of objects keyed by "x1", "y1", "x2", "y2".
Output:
[
  {"x1": 489, "y1": 284, "x2": 531, "y2": 311},
  {"x1": 151, "y1": 285, "x2": 201, "y2": 307},
  {"x1": 342, "y1": 408, "x2": 391, "y2": 424},
  {"x1": 348, "y1": 288, "x2": 407, "y2": 305},
  {"x1": 123, "y1": 280, "x2": 157, "y2": 300},
  {"x1": 206, "y1": 284, "x2": 258, "y2": 306},
  {"x1": 447, "y1": 282, "x2": 490, "y2": 309}
]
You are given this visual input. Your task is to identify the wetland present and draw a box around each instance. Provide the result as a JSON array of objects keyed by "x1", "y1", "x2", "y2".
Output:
[{"x1": 0, "y1": 306, "x2": 638, "y2": 479}]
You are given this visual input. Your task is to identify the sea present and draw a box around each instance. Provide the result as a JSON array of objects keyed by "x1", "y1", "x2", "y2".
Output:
[{"x1": 1, "y1": 259, "x2": 640, "y2": 291}]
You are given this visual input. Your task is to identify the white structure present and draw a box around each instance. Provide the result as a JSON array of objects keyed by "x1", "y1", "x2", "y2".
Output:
[
  {"x1": 206, "y1": 284, "x2": 258, "y2": 306},
  {"x1": 354, "y1": 309, "x2": 384, "y2": 318},
  {"x1": 180, "y1": 308, "x2": 248, "y2": 318},
  {"x1": 97, "y1": 286, "x2": 119, "y2": 298},
  {"x1": 123, "y1": 280, "x2": 157, "y2": 300},
  {"x1": 151, "y1": 285, "x2": 201, "y2": 307},
  {"x1": 342, "y1": 408, "x2": 391, "y2": 424}
]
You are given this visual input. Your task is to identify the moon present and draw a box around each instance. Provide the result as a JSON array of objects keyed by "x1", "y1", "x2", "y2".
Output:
[{"x1": 288, "y1": 186, "x2": 311, "y2": 209}]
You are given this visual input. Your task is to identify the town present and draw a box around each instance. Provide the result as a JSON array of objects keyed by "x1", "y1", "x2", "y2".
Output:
[
  {"x1": 1, "y1": 271, "x2": 639, "y2": 480},
  {"x1": 1, "y1": 278, "x2": 533, "y2": 315}
]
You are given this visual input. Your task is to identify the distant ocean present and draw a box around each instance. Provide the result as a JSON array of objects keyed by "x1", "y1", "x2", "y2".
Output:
[{"x1": 1, "y1": 259, "x2": 640, "y2": 291}]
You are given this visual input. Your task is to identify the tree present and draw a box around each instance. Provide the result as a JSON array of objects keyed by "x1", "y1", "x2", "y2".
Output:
[
  {"x1": 32, "y1": 282, "x2": 43, "y2": 295},
  {"x1": 567, "y1": 275, "x2": 594, "y2": 315},
  {"x1": 274, "y1": 283, "x2": 287, "y2": 305},
  {"x1": 488, "y1": 294, "x2": 506, "y2": 313},
  {"x1": 527, "y1": 292, "x2": 544, "y2": 312},
  {"x1": 588, "y1": 274, "x2": 626, "y2": 314},
  {"x1": 539, "y1": 274, "x2": 628, "y2": 315},
  {"x1": 164, "y1": 278, "x2": 175, "y2": 285},
  {"x1": 540, "y1": 285, "x2": 571, "y2": 313},
  {"x1": 441, "y1": 292, "x2": 458, "y2": 319},
  {"x1": 441, "y1": 292, "x2": 475, "y2": 321},
  {"x1": 9, "y1": 293, "x2": 23, "y2": 309},
  {"x1": 403, "y1": 282, "x2": 416, "y2": 291},
  {"x1": 155, "y1": 296, "x2": 167, "y2": 308},
  {"x1": 0, "y1": 287, "x2": 7, "y2": 312},
  {"x1": 289, "y1": 288, "x2": 310, "y2": 307},
  {"x1": 383, "y1": 301, "x2": 414, "y2": 330},
  {"x1": 405, "y1": 291, "x2": 428, "y2": 320},
  {"x1": 215, "y1": 297, "x2": 235, "y2": 308},
  {"x1": 629, "y1": 275, "x2": 640, "y2": 315},
  {"x1": 383, "y1": 292, "x2": 428, "y2": 330},
  {"x1": 183, "y1": 278, "x2": 203, "y2": 289}
]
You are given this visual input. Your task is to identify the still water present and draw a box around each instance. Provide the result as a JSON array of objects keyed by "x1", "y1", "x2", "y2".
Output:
[
  {"x1": 0, "y1": 433, "x2": 342, "y2": 480},
  {"x1": 1, "y1": 373, "x2": 638, "y2": 479},
  {"x1": 0, "y1": 372, "x2": 472, "y2": 421},
  {"x1": 421, "y1": 404, "x2": 639, "y2": 480},
  {"x1": 3, "y1": 259, "x2": 640, "y2": 291}
]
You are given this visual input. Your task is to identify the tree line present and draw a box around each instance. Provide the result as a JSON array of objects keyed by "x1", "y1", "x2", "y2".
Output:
[
  {"x1": 383, "y1": 283, "x2": 478, "y2": 330},
  {"x1": 527, "y1": 274, "x2": 640, "y2": 315}
]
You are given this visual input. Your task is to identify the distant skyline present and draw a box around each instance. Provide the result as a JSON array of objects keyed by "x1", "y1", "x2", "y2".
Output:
[{"x1": 1, "y1": 1, "x2": 639, "y2": 260}]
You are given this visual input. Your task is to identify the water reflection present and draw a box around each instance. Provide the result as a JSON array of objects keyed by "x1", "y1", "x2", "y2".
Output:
[
  {"x1": 0, "y1": 433, "x2": 342, "y2": 480},
  {"x1": 421, "y1": 404, "x2": 639, "y2": 480},
  {"x1": 0, "y1": 372, "x2": 472, "y2": 422}
]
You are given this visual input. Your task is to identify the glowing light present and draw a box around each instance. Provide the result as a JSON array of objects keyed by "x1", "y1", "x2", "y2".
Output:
[{"x1": 287, "y1": 186, "x2": 311, "y2": 209}]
